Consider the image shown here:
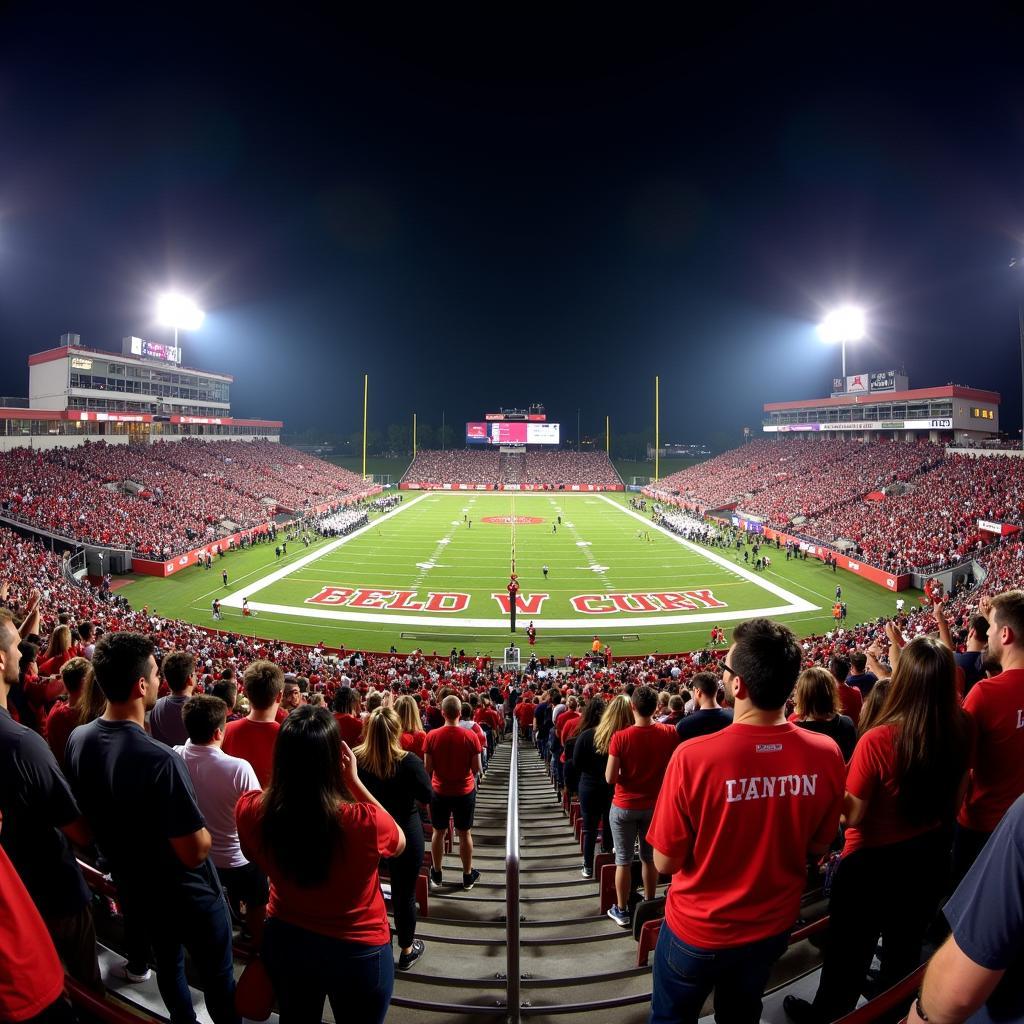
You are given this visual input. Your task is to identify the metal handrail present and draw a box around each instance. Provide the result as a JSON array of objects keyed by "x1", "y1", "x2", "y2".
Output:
[{"x1": 505, "y1": 733, "x2": 521, "y2": 1023}]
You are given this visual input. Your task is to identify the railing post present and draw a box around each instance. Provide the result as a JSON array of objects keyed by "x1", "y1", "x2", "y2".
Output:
[{"x1": 505, "y1": 733, "x2": 521, "y2": 1023}]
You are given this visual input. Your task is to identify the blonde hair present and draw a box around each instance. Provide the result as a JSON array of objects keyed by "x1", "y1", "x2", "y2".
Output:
[
  {"x1": 354, "y1": 706, "x2": 407, "y2": 779},
  {"x1": 45, "y1": 625, "x2": 72, "y2": 659},
  {"x1": 593, "y1": 694, "x2": 633, "y2": 755},
  {"x1": 395, "y1": 694, "x2": 424, "y2": 735}
]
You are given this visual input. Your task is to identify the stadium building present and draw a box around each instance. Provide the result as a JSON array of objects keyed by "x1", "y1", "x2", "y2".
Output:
[
  {"x1": 0, "y1": 332, "x2": 281, "y2": 451},
  {"x1": 762, "y1": 373, "x2": 1000, "y2": 444}
]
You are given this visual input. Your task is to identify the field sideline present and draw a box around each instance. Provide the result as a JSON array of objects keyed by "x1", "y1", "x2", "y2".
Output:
[{"x1": 119, "y1": 493, "x2": 916, "y2": 658}]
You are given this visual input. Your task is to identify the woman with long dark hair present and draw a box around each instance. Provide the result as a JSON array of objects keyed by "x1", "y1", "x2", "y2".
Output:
[
  {"x1": 236, "y1": 705, "x2": 405, "y2": 1024},
  {"x1": 356, "y1": 706, "x2": 432, "y2": 972},
  {"x1": 785, "y1": 637, "x2": 972, "y2": 1024},
  {"x1": 572, "y1": 696, "x2": 624, "y2": 879}
]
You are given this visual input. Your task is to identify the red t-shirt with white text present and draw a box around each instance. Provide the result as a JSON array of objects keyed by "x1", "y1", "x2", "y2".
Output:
[
  {"x1": 425, "y1": 725, "x2": 481, "y2": 796},
  {"x1": 959, "y1": 668, "x2": 1024, "y2": 833},
  {"x1": 609, "y1": 723, "x2": 679, "y2": 809},
  {"x1": 647, "y1": 723, "x2": 845, "y2": 948}
]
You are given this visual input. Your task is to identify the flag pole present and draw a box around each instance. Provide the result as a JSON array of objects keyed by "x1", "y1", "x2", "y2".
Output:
[{"x1": 654, "y1": 376, "x2": 660, "y2": 482}]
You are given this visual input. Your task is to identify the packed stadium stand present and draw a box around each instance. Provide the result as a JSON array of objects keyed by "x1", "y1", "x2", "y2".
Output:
[
  {"x1": 4, "y1": 438, "x2": 1024, "y2": 1024},
  {"x1": 402, "y1": 449, "x2": 622, "y2": 488},
  {"x1": 0, "y1": 440, "x2": 375, "y2": 558}
]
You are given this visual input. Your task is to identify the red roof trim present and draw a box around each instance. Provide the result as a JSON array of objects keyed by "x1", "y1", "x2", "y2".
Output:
[
  {"x1": 28, "y1": 345, "x2": 234, "y2": 382},
  {"x1": 763, "y1": 385, "x2": 1001, "y2": 412}
]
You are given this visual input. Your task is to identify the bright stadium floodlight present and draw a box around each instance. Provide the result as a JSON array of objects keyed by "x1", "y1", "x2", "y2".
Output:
[
  {"x1": 156, "y1": 292, "x2": 205, "y2": 350},
  {"x1": 818, "y1": 305, "x2": 866, "y2": 377}
]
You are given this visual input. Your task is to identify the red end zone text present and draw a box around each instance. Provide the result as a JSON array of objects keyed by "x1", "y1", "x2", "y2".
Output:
[
  {"x1": 569, "y1": 589, "x2": 727, "y2": 614},
  {"x1": 306, "y1": 587, "x2": 470, "y2": 613}
]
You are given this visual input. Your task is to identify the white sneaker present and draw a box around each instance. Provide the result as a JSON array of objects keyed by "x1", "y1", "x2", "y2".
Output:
[{"x1": 113, "y1": 962, "x2": 153, "y2": 983}]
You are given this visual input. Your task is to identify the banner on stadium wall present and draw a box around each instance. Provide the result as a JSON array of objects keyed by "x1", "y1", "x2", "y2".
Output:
[
  {"x1": 398, "y1": 482, "x2": 623, "y2": 492},
  {"x1": 978, "y1": 518, "x2": 1020, "y2": 537},
  {"x1": 132, "y1": 488, "x2": 382, "y2": 577},
  {"x1": 765, "y1": 418, "x2": 953, "y2": 433},
  {"x1": 762, "y1": 527, "x2": 911, "y2": 591}
]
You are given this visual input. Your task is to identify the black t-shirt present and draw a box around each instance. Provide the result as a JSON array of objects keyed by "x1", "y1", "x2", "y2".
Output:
[
  {"x1": 793, "y1": 715, "x2": 857, "y2": 762},
  {"x1": 572, "y1": 727, "x2": 610, "y2": 785},
  {"x1": 0, "y1": 708, "x2": 89, "y2": 918},
  {"x1": 846, "y1": 671, "x2": 878, "y2": 697},
  {"x1": 943, "y1": 792, "x2": 1024, "y2": 1024},
  {"x1": 954, "y1": 651, "x2": 985, "y2": 696},
  {"x1": 358, "y1": 753, "x2": 431, "y2": 833},
  {"x1": 64, "y1": 718, "x2": 220, "y2": 911},
  {"x1": 534, "y1": 703, "x2": 553, "y2": 738},
  {"x1": 676, "y1": 708, "x2": 733, "y2": 744}
]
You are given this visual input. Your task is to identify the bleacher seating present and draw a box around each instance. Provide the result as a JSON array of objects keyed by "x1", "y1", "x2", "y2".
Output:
[{"x1": 402, "y1": 448, "x2": 621, "y2": 487}]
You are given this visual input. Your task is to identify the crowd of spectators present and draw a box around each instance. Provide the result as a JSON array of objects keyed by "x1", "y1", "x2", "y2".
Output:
[
  {"x1": 799, "y1": 453, "x2": 1024, "y2": 573},
  {"x1": 653, "y1": 439, "x2": 941, "y2": 521},
  {"x1": 403, "y1": 448, "x2": 621, "y2": 487},
  {"x1": 0, "y1": 441, "x2": 374, "y2": 559}
]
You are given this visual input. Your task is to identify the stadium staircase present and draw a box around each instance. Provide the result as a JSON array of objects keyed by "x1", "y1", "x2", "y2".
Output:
[{"x1": 72, "y1": 733, "x2": 925, "y2": 1024}]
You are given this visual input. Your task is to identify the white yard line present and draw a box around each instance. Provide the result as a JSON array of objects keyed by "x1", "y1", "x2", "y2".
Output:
[{"x1": 219, "y1": 494, "x2": 430, "y2": 607}]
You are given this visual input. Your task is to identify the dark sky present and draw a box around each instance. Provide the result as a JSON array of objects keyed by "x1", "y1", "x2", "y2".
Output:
[{"x1": 2, "y1": 8, "x2": 1024, "y2": 447}]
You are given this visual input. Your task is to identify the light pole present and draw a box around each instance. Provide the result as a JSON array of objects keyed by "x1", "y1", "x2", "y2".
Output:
[
  {"x1": 156, "y1": 292, "x2": 205, "y2": 356},
  {"x1": 1010, "y1": 259, "x2": 1024, "y2": 451},
  {"x1": 818, "y1": 305, "x2": 866, "y2": 377}
]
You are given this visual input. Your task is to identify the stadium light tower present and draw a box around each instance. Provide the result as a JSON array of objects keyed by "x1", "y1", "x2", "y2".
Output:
[
  {"x1": 156, "y1": 292, "x2": 205, "y2": 350},
  {"x1": 1010, "y1": 258, "x2": 1024, "y2": 451},
  {"x1": 817, "y1": 305, "x2": 866, "y2": 377}
]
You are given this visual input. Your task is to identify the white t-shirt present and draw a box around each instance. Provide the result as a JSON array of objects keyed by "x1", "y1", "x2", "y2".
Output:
[{"x1": 173, "y1": 741, "x2": 261, "y2": 870}]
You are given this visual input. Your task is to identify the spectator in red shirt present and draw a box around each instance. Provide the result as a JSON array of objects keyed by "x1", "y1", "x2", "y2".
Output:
[
  {"x1": 424, "y1": 694, "x2": 483, "y2": 891},
  {"x1": 222, "y1": 661, "x2": 283, "y2": 787},
  {"x1": 45, "y1": 656, "x2": 91, "y2": 766},
  {"x1": 0, "y1": 841, "x2": 70, "y2": 1024},
  {"x1": 828, "y1": 655, "x2": 863, "y2": 728},
  {"x1": 237, "y1": 705, "x2": 404, "y2": 1024},
  {"x1": 647, "y1": 618, "x2": 846, "y2": 1024},
  {"x1": 514, "y1": 694, "x2": 535, "y2": 740},
  {"x1": 332, "y1": 686, "x2": 364, "y2": 747},
  {"x1": 953, "y1": 590, "x2": 1024, "y2": 882},
  {"x1": 786, "y1": 636, "x2": 972, "y2": 1024},
  {"x1": 395, "y1": 694, "x2": 427, "y2": 758},
  {"x1": 604, "y1": 685, "x2": 679, "y2": 927}
]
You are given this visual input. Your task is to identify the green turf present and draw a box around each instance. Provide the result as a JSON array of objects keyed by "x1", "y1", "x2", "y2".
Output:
[
  {"x1": 612, "y1": 457, "x2": 703, "y2": 483},
  {"x1": 118, "y1": 493, "x2": 917, "y2": 659},
  {"x1": 325, "y1": 455, "x2": 411, "y2": 480}
]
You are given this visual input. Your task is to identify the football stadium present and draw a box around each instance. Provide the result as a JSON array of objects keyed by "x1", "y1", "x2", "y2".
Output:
[{"x1": 2, "y1": 13, "x2": 1024, "y2": 1024}]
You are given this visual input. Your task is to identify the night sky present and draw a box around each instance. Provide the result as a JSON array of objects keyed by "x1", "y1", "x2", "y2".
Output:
[{"x1": 2, "y1": 9, "x2": 1023, "y2": 449}]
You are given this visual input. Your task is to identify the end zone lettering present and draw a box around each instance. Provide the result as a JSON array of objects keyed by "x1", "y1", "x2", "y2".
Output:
[
  {"x1": 569, "y1": 589, "x2": 727, "y2": 614},
  {"x1": 492, "y1": 593, "x2": 550, "y2": 614},
  {"x1": 306, "y1": 586, "x2": 470, "y2": 613}
]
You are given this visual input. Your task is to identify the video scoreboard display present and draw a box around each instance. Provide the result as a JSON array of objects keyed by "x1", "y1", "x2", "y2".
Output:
[
  {"x1": 123, "y1": 336, "x2": 181, "y2": 364},
  {"x1": 466, "y1": 421, "x2": 561, "y2": 445}
]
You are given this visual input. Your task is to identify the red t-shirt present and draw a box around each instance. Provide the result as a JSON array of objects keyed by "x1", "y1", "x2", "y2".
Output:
[
  {"x1": 400, "y1": 730, "x2": 427, "y2": 758},
  {"x1": 647, "y1": 723, "x2": 845, "y2": 949},
  {"x1": 424, "y1": 725, "x2": 481, "y2": 796},
  {"x1": 959, "y1": 667, "x2": 1024, "y2": 832},
  {"x1": 556, "y1": 710, "x2": 581, "y2": 742},
  {"x1": 0, "y1": 844, "x2": 65, "y2": 1022},
  {"x1": 837, "y1": 683, "x2": 863, "y2": 727},
  {"x1": 515, "y1": 703, "x2": 534, "y2": 726},
  {"x1": 223, "y1": 717, "x2": 280, "y2": 788},
  {"x1": 609, "y1": 724, "x2": 679, "y2": 809},
  {"x1": 45, "y1": 700, "x2": 80, "y2": 766},
  {"x1": 843, "y1": 724, "x2": 944, "y2": 856},
  {"x1": 334, "y1": 713, "x2": 364, "y2": 748},
  {"x1": 236, "y1": 792, "x2": 400, "y2": 945},
  {"x1": 274, "y1": 706, "x2": 289, "y2": 723}
]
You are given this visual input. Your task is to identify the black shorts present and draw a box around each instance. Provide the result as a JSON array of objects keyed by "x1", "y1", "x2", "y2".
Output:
[{"x1": 430, "y1": 790, "x2": 476, "y2": 831}]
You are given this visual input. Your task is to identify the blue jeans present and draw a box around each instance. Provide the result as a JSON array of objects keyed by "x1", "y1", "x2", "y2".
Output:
[
  {"x1": 143, "y1": 892, "x2": 237, "y2": 1024},
  {"x1": 263, "y1": 917, "x2": 394, "y2": 1024},
  {"x1": 650, "y1": 921, "x2": 789, "y2": 1024}
]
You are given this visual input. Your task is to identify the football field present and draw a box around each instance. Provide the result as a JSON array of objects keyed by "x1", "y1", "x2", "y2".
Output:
[{"x1": 120, "y1": 493, "x2": 912, "y2": 658}]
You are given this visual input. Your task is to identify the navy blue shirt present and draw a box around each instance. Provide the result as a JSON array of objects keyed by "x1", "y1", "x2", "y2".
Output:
[
  {"x1": 676, "y1": 708, "x2": 733, "y2": 744},
  {"x1": 0, "y1": 707, "x2": 89, "y2": 918},
  {"x1": 944, "y1": 792, "x2": 1024, "y2": 1024},
  {"x1": 65, "y1": 718, "x2": 220, "y2": 911}
]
